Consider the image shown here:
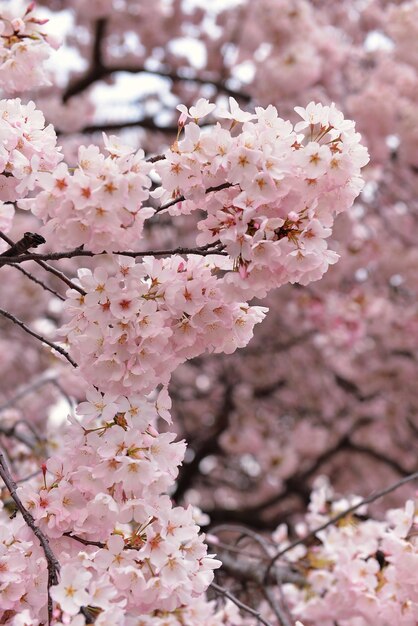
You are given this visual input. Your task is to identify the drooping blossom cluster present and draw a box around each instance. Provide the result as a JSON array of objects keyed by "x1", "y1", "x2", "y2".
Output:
[
  {"x1": 62, "y1": 254, "x2": 267, "y2": 395},
  {"x1": 0, "y1": 1, "x2": 59, "y2": 94},
  {"x1": 276, "y1": 479, "x2": 418, "y2": 626},
  {"x1": 2, "y1": 393, "x2": 222, "y2": 624},
  {"x1": 21, "y1": 136, "x2": 154, "y2": 253},
  {"x1": 155, "y1": 99, "x2": 369, "y2": 297},
  {"x1": 0, "y1": 98, "x2": 61, "y2": 203}
]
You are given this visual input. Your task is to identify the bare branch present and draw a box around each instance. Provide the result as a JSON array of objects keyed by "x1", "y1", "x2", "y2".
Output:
[
  {"x1": 0, "y1": 231, "x2": 46, "y2": 257},
  {"x1": 0, "y1": 375, "x2": 69, "y2": 413},
  {"x1": 0, "y1": 230, "x2": 84, "y2": 295},
  {"x1": 63, "y1": 63, "x2": 251, "y2": 103},
  {"x1": 210, "y1": 581, "x2": 274, "y2": 626},
  {"x1": 0, "y1": 308, "x2": 77, "y2": 368},
  {"x1": 263, "y1": 586, "x2": 293, "y2": 626},
  {"x1": 9, "y1": 263, "x2": 65, "y2": 301}
]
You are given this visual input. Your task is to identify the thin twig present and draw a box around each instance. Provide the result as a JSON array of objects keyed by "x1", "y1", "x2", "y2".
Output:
[
  {"x1": 63, "y1": 532, "x2": 105, "y2": 548},
  {"x1": 9, "y1": 263, "x2": 65, "y2": 301},
  {"x1": 0, "y1": 308, "x2": 77, "y2": 368},
  {"x1": 265, "y1": 470, "x2": 418, "y2": 580},
  {"x1": 155, "y1": 182, "x2": 235, "y2": 214},
  {"x1": 35, "y1": 259, "x2": 86, "y2": 295},
  {"x1": 263, "y1": 586, "x2": 293, "y2": 626},
  {"x1": 0, "y1": 375, "x2": 64, "y2": 413},
  {"x1": 0, "y1": 449, "x2": 60, "y2": 624},
  {"x1": 0, "y1": 230, "x2": 84, "y2": 295},
  {"x1": 210, "y1": 581, "x2": 274, "y2": 626}
]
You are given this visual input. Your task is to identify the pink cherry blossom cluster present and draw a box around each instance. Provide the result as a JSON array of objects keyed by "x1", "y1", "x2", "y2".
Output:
[
  {"x1": 62, "y1": 255, "x2": 267, "y2": 395},
  {"x1": 21, "y1": 136, "x2": 154, "y2": 253},
  {"x1": 5, "y1": 393, "x2": 222, "y2": 624},
  {"x1": 0, "y1": 503, "x2": 48, "y2": 620},
  {"x1": 0, "y1": 1, "x2": 59, "y2": 94},
  {"x1": 0, "y1": 98, "x2": 62, "y2": 203},
  {"x1": 155, "y1": 99, "x2": 369, "y2": 298},
  {"x1": 276, "y1": 479, "x2": 418, "y2": 626}
]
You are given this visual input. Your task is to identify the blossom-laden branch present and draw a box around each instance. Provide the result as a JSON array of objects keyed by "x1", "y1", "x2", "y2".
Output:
[
  {"x1": 0, "y1": 450, "x2": 60, "y2": 625},
  {"x1": 154, "y1": 182, "x2": 236, "y2": 214},
  {"x1": 0, "y1": 308, "x2": 77, "y2": 368},
  {"x1": 0, "y1": 242, "x2": 227, "y2": 266},
  {"x1": 265, "y1": 470, "x2": 418, "y2": 581}
]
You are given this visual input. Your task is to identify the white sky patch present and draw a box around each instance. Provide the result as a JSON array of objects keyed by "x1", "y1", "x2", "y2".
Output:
[
  {"x1": 91, "y1": 72, "x2": 176, "y2": 122},
  {"x1": 364, "y1": 31, "x2": 394, "y2": 52},
  {"x1": 168, "y1": 37, "x2": 207, "y2": 69},
  {"x1": 37, "y1": 7, "x2": 88, "y2": 86},
  {"x1": 184, "y1": 0, "x2": 245, "y2": 13},
  {"x1": 49, "y1": 397, "x2": 71, "y2": 427},
  {"x1": 232, "y1": 60, "x2": 255, "y2": 84}
]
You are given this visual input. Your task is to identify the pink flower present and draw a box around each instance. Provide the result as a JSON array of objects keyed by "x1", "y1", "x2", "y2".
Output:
[
  {"x1": 177, "y1": 98, "x2": 216, "y2": 122},
  {"x1": 50, "y1": 565, "x2": 92, "y2": 616},
  {"x1": 217, "y1": 97, "x2": 256, "y2": 123}
]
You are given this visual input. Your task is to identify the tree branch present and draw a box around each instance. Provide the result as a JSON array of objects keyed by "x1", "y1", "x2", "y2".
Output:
[
  {"x1": 265, "y1": 470, "x2": 418, "y2": 580},
  {"x1": 0, "y1": 231, "x2": 45, "y2": 257},
  {"x1": 0, "y1": 230, "x2": 84, "y2": 295},
  {"x1": 210, "y1": 581, "x2": 274, "y2": 626},
  {"x1": 0, "y1": 449, "x2": 60, "y2": 624},
  {"x1": 0, "y1": 308, "x2": 77, "y2": 368},
  {"x1": 155, "y1": 182, "x2": 235, "y2": 214},
  {"x1": 63, "y1": 63, "x2": 251, "y2": 103},
  {"x1": 0, "y1": 242, "x2": 227, "y2": 265},
  {"x1": 9, "y1": 263, "x2": 65, "y2": 301}
]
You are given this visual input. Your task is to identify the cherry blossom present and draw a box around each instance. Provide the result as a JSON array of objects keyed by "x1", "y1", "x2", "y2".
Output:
[
  {"x1": 0, "y1": 1, "x2": 59, "y2": 94},
  {"x1": 0, "y1": 2, "x2": 417, "y2": 626}
]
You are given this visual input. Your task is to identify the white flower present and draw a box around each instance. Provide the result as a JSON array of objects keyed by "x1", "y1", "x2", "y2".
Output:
[
  {"x1": 217, "y1": 97, "x2": 256, "y2": 123},
  {"x1": 50, "y1": 565, "x2": 92, "y2": 616},
  {"x1": 177, "y1": 98, "x2": 216, "y2": 122}
]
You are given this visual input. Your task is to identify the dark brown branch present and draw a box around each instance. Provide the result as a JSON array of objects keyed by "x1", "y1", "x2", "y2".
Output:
[
  {"x1": 0, "y1": 450, "x2": 60, "y2": 624},
  {"x1": 73, "y1": 118, "x2": 179, "y2": 136},
  {"x1": 63, "y1": 63, "x2": 251, "y2": 103},
  {"x1": 0, "y1": 242, "x2": 227, "y2": 265},
  {"x1": 0, "y1": 231, "x2": 45, "y2": 257},
  {"x1": 0, "y1": 308, "x2": 77, "y2": 368},
  {"x1": 205, "y1": 418, "x2": 373, "y2": 528},
  {"x1": 174, "y1": 378, "x2": 234, "y2": 501},
  {"x1": 0, "y1": 231, "x2": 84, "y2": 295},
  {"x1": 9, "y1": 263, "x2": 65, "y2": 301},
  {"x1": 155, "y1": 182, "x2": 235, "y2": 214},
  {"x1": 345, "y1": 440, "x2": 413, "y2": 476},
  {"x1": 63, "y1": 532, "x2": 105, "y2": 549}
]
